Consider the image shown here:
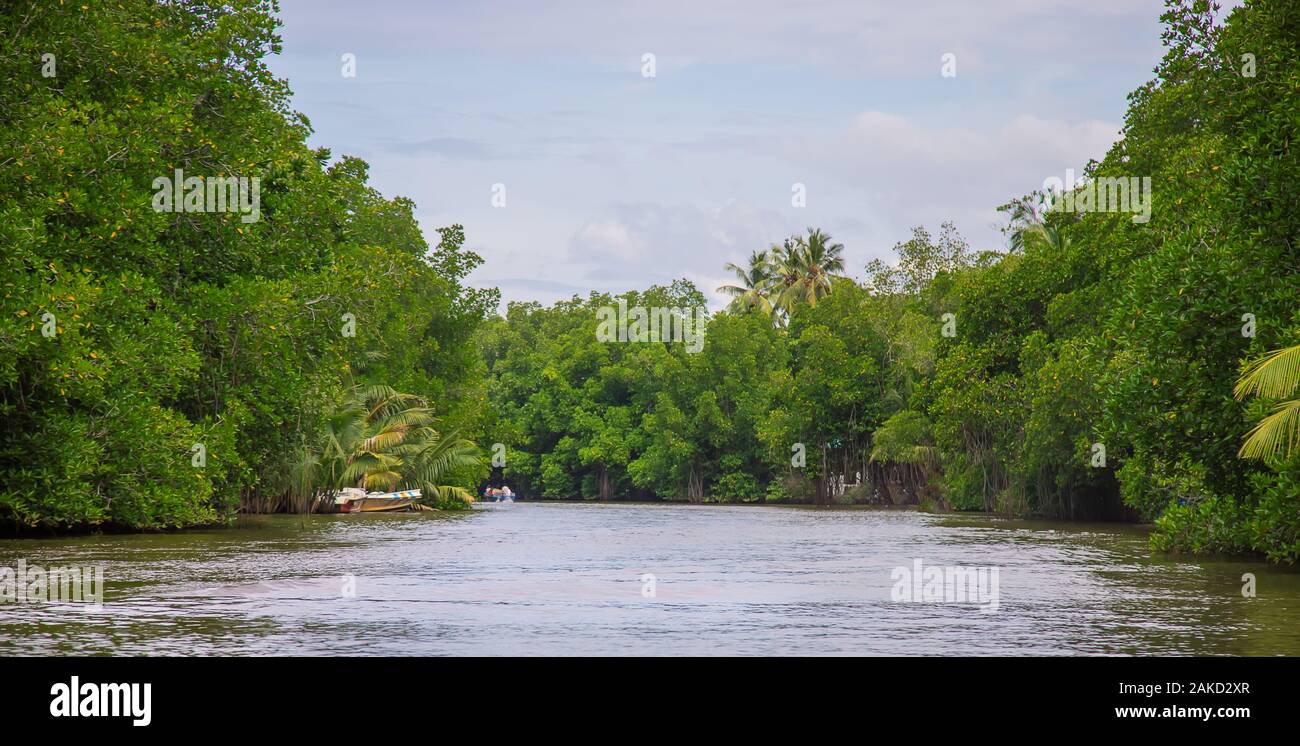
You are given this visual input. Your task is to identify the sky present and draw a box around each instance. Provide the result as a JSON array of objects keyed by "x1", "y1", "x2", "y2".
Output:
[{"x1": 267, "y1": 0, "x2": 1175, "y2": 310}]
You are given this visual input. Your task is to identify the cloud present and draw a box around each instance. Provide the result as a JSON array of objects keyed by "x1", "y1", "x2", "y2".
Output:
[
  {"x1": 789, "y1": 111, "x2": 1123, "y2": 250},
  {"x1": 384, "y1": 136, "x2": 494, "y2": 159},
  {"x1": 568, "y1": 200, "x2": 800, "y2": 288},
  {"x1": 279, "y1": 0, "x2": 1166, "y2": 77},
  {"x1": 487, "y1": 277, "x2": 599, "y2": 294},
  {"x1": 826, "y1": 111, "x2": 1120, "y2": 173},
  {"x1": 462, "y1": 109, "x2": 1123, "y2": 309},
  {"x1": 272, "y1": 0, "x2": 1179, "y2": 310}
]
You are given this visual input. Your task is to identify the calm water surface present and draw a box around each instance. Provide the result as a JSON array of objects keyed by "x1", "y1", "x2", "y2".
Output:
[{"x1": 2, "y1": 502, "x2": 1298, "y2": 655}]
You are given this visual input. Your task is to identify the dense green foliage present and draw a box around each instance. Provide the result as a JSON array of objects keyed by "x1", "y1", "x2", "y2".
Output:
[
  {"x1": 3, "y1": 0, "x2": 1296, "y2": 564},
  {"x1": 1235, "y1": 342, "x2": 1300, "y2": 461},
  {"x1": 0, "y1": 1, "x2": 494, "y2": 528},
  {"x1": 481, "y1": 239, "x2": 946, "y2": 507},
  {"x1": 482, "y1": 0, "x2": 1300, "y2": 561},
  {"x1": 289, "y1": 383, "x2": 483, "y2": 512}
]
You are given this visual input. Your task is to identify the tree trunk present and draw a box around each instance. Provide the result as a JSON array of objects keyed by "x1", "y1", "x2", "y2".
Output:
[{"x1": 687, "y1": 466, "x2": 704, "y2": 503}]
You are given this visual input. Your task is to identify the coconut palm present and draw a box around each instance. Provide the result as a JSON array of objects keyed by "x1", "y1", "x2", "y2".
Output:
[
  {"x1": 1012, "y1": 222, "x2": 1069, "y2": 253},
  {"x1": 1234, "y1": 343, "x2": 1300, "y2": 461},
  {"x1": 717, "y1": 249, "x2": 776, "y2": 316},
  {"x1": 1004, "y1": 194, "x2": 1069, "y2": 254},
  {"x1": 772, "y1": 228, "x2": 847, "y2": 311},
  {"x1": 396, "y1": 426, "x2": 483, "y2": 505},
  {"x1": 294, "y1": 384, "x2": 483, "y2": 508}
]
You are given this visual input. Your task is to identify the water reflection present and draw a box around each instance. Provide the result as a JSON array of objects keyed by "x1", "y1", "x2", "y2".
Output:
[{"x1": 1, "y1": 503, "x2": 1297, "y2": 655}]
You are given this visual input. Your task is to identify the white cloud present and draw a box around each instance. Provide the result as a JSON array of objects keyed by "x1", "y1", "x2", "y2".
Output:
[
  {"x1": 281, "y1": 0, "x2": 1166, "y2": 76},
  {"x1": 788, "y1": 111, "x2": 1123, "y2": 251},
  {"x1": 273, "y1": 0, "x2": 1175, "y2": 309},
  {"x1": 568, "y1": 200, "x2": 801, "y2": 290},
  {"x1": 574, "y1": 220, "x2": 638, "y2": 262}
]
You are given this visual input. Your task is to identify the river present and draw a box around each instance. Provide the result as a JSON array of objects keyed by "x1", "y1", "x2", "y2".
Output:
[{"x1": 2, "y1": 502, "x2": 1298, "y2": 655}]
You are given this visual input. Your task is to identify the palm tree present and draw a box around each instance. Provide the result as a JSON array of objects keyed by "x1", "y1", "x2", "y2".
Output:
[
  {"x1": 397, "y1": 426, "x2": 485, "y2": 505},
  {"x1": 772, "y1": 228, "x2": 847, "y2": 312},
  {"x1": 717, "y1": 249, "x2": 776, "y2": 316},
  {"x1": 294, "y1": 384, "x2": 483, "y2": 508},
  {"x1": 1012, "y1": 222, "x2": 1069, "y2": 253},
  {"x1": 1004, "y1": 194, "x2": 1070, "y2": 253},
  {"x1": 1234, "y1": 343, "x2": 1300, "y2": 461}
]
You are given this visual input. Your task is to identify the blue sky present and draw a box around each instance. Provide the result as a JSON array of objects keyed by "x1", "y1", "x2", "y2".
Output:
[{"x1": 268, "y1": 0, "x2": 1178, "y2": 309}]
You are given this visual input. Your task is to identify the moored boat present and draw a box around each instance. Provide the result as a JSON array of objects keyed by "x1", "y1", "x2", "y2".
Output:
[{"x1": 331, "y1": 487, "x2": 422, "y2": 513}]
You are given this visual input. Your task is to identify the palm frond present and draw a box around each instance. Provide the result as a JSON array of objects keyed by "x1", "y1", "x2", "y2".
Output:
[
  {"x1": 419, "y1": 484, "x2": 476, "y2": 506},
  {"x1": 359, "y1": 427, "x2": 410, "y2": 455},
  {"x1": 1235, "y1": 344, "x2": 1300, "y2": 401},
  {"x1": 363, "y1": 469, "x2": 404, "y2": 491},
  {"x1": 1239, "y1": 399, "x2": 1300, "y2": 461}
]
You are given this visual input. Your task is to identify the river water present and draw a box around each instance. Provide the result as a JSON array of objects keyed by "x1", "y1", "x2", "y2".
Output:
[{"x1": 1, "y1": 502, "x2": 1297, "y2": 655}]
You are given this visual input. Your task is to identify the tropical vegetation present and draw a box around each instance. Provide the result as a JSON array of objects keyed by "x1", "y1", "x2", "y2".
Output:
[
  {"x1": 289, "y1": 383, "x2": 482, "y2": 511},
  {"x1": 0, "y1": 0, "x2": 493, "y2": 529},
  {"x1": 718, "y1": 228, "x2": 849, "y2": 319},
  {"x1": 2, "y1": 0, "x2": 1298, "y2": 565},
  {"x1": 482, "y1": 0, "x2": 1300, "y2": 562}
]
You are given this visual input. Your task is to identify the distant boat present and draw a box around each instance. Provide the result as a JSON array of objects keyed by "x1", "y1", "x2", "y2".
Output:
[
  {"x1": 483, "y1": 486, "x2": 516, "y2": 502},
  {"x1": 331, "y1": 487, "x2": 422, "y2": 513}
]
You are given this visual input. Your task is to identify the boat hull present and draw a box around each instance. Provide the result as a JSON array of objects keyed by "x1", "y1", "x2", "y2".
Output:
[
  {"x1": 338, "y1": 493, "x2": 418, "y2": 517},
  {"x1": 339, "y1": 496, "x2": 416, "y2": 513},
  {"x1": 328, "y1": 488, "x2": 423, "y2": 513}
]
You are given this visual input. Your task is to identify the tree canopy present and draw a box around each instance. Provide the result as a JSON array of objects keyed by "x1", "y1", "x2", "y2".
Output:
[
  {"x1": 0, "y1": 0, "x2": 495, "y2": 527},
  {"x1": 482, "y1": 0, "x2": 1300, "y2": 562}
]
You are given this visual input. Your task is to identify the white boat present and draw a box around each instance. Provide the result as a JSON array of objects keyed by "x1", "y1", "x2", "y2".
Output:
[{"x1": 330, "y1": 487, "x2": 422, "y2": 513}]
